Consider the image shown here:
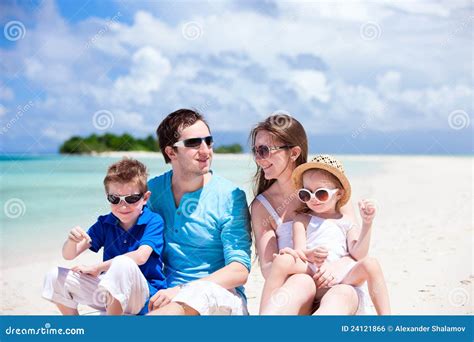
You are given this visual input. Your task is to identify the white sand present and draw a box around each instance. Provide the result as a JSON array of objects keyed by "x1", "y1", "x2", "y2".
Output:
[{"x1": 1, "y1": 156, "x2": 472, "y2": 315}]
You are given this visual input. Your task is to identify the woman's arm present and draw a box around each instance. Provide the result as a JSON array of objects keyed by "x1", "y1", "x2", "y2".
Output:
[{"x1": 250, "y1": 199, "x2": 279, "y2": 279}]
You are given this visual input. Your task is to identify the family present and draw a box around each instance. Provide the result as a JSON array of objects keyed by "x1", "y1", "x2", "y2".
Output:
[{"x1": 42, "y1": 108, "x2": 390, "y2": 316}]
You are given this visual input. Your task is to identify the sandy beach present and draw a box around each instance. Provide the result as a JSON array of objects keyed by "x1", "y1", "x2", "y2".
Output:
[{"x1": 1, "y1": 156, "x2": 472, "y2": 315}]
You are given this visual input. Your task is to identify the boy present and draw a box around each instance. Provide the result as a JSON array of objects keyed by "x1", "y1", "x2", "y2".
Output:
[{"x1": 42, "y1": 158, "x2": 166, "y2": 315}]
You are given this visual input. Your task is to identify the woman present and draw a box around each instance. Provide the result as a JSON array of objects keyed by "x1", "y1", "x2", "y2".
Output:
[{"x1": 250, "y1": 114, "x2": 361, "y2": 315}]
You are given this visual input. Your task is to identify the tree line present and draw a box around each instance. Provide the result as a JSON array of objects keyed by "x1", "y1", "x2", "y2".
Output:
[{"x1": 59, "y1": 133, "x2": 243, "y2": 154}]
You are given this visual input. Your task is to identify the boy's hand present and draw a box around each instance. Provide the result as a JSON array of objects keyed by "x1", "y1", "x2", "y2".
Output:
[
  {"x1": 305, "y1": 246, "x2": 328, "y2": 266},
  {"x1": 358, "y1": 199, "x2": 377, "y2": 225},
  {"x1": 71, "y1": 264, "x2": 101, "y2": 277},
  {"x1": 68, "y1": 226, "x2": 92, "y2": 244},
  {"x1": 148, "y1": 286, "x2": 181, "y2": 311}
]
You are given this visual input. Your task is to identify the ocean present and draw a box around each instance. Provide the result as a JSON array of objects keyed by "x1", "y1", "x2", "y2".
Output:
[{"x1": 2, "y1": 153, "x2": 382, "y2": 266}]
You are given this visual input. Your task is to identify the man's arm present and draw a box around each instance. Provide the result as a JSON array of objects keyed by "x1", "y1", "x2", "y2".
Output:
[
  {"x1": 211, "y1": 188, "x2": 252, "y2": 288},
  {"x1": 198, "y1": 261, "x2": 248, "y2": 289},
  {"x1": 178, "y1": 188, "x2": 252, "y2": 289}
]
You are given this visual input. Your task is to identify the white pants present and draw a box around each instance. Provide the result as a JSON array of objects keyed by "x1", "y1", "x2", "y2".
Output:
[
  {"x1": 172, "y1": 280, "x2": 248, "y2": 315},
  {"x1": 42, "y1": 255, "x2": 149, "y2": 314},
  {"x1": 311, "y1": 260, "x2": 375, "y2": 315}
]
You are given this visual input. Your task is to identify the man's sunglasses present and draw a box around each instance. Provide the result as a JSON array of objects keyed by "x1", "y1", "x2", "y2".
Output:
[
  {"x1": 173, "y1": 136, "x2": 213, "y2": 148},
  {"x1": 297, "y1": 188, "x2": 339, "y2": 203},
  {"x1": 107, "y1": 193, "x2": 143, "y2": 205},
  {"x1": 252, "y1": 145, "x2": 294, "y2": 159}
]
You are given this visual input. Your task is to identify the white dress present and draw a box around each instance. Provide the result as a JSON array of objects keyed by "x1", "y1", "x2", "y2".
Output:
[{"x1": 256, "y1": 194, "x2": 375, "y2": 315}]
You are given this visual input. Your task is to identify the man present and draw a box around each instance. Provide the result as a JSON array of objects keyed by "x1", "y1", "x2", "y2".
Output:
[{"x1": 147, "y1": 108, "x2": 252, "y2": 315}]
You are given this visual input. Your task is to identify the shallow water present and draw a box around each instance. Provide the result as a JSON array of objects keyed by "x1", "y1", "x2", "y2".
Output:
[{"x1": 1, "y1": 153, "x2": 383, "y2": 265}]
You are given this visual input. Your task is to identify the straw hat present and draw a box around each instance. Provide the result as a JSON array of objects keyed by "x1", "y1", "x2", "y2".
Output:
[{"x1": 292, "y1": 154, "x2": 351, "y2": 210}]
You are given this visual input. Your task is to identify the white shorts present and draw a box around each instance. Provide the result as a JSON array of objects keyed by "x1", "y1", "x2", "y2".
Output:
[
  {"x1": 42, "y1": 255, "x2": 149, "y2": 314},
  {"x1": 311, "y1": 260, "x2": 375, "y2": 315},
  {"x1": 333, "y1": 259, "x2": 375, "y2": 315},
  {"x1": 172, "y1": 280, "x2": 248, "y2": 315},
  {"x1": 353, "y1": 283, "x2": 375, "y2": 315}
]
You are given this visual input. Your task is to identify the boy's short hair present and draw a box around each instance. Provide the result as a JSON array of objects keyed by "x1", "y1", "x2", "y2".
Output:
[
  {"x1": 103, "y1": 158, "x2": 148, "y2": 193},
  {"x1": 156, "y1": 108, "x2": 210, "y2": 163}
]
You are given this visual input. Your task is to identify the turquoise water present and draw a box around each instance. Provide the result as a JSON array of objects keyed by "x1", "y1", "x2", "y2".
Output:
[{"x1": 0, "y1": 154, "x2": 375, "y2": 265}]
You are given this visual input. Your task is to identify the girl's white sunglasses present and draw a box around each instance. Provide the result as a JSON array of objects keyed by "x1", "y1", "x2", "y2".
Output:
[{"x1": 297, "y1": 187, "x2": 339, "y2": 203}]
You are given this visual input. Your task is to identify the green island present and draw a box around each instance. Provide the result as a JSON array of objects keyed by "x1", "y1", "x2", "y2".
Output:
[
  {"x1": 59, "y1": 133, "x2": 243, "y2": 154},
  {"x1": 213, "y1": 143, "x2": 243, "y2": 153}
]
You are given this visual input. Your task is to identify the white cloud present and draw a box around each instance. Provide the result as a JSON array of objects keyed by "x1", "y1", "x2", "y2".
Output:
[
  {"x1": 0, "y1": 0, "x2": 471, "y2": 151},
  {"x1": 385, "y1": 0, "x2": 452, "y2": 18},
  {"x1": 376, "y1": 71, "x2": 401, "y2": 98},
  {"x1": 112, "y1": 46, "x2": 172, "y2": 106},
  {"x1": 290, "y1": 70, "x2": 330, "y2": 103},
  {"x1": 0, "y1": 104, "x2": 7, "y2": 117},
  {"x1": 0, "y1": 85, "x2": 14, "y2": 101},
  {"x1": 114, "y1": 110, "x2": 148, "y2": 133},
  {"x1": 41, "y1": 126, "x2": 71, "y2": 142}
]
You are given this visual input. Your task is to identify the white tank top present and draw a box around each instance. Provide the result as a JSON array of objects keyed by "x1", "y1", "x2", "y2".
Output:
[
  {"x1": 306, "y1": 215, "x2": 354, "y2": 261},
  {"x1": 257, "y1": 194, "x2": 355, "y2": 257},
  {"x1": 256, "y1": 194, "x2": 294, "y2": 250}
]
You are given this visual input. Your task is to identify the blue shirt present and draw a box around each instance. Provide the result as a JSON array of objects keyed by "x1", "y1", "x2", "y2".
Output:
[
  {"x1": 147, "y1": 170, "x2": 252, "y2": 299},
  {"x1": 87, "y1": 206, "x2": 167, "y2": 314}
]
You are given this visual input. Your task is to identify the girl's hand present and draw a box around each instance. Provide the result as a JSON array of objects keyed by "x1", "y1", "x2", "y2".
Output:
[
  {"x1": 358, "y1": 199, "x2": 377, "y2": 225},
  {"x1": 305, "y1": 246, "x2": 328, "y2": 266},
  {"x1": 274, "y1": 247, "x2": 307, "y2": 262},
  {"x1": 313, "y1": 262, "x2": 339, "y2": 289},
  {"x1": 68, "y1": 226, "x2": 92, "y2": 244},
  {"x1": 71, "y1": 264, "x2": 101, "y2": 277}
]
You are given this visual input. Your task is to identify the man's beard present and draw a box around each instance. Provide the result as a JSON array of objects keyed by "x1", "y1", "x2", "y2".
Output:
[{"x1": 179, "y1": 158, "x2": 211, "y2": 177}]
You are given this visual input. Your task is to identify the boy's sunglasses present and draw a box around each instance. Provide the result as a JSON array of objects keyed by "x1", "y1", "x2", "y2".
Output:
[
  {"x1": 297, "y1": 188, "x2": 339, "y2": 203},
  {"x1": 252, "y1": 145, "x2": 294, "y2": 159},
  {"x1": 107, "y1": 193, "x2": 143, "y2": 205},
  {"x1": 173, "y1": 136, "x2": 213, "y2": 148}
]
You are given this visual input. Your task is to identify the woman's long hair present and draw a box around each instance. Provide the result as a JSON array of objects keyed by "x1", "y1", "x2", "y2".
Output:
[{"x1": 249, "y1": 114, "x2": 308, "y2": 196}]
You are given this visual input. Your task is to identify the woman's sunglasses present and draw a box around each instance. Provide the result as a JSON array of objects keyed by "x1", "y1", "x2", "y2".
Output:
[
  {"x1": 173, "y1": 136, "x2": 213, "y2": 148},
  {"x1": 107, "y1": 193, "x2": 143, "y2": 205},
  {"x1": 297, "y1": 188, "x2": 339, "y2": 203},
  {"x1": 252, "y1": 145, "x2": 294, "y2": 159}
]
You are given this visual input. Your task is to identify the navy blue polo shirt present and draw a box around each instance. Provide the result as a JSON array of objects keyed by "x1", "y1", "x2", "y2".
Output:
[{"x1": 87, "y1": 205, "x2": 166, "y2": 314}]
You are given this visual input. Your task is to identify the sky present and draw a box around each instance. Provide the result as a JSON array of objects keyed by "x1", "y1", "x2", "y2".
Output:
[{"x1": 0, "y1": 0, "x2": 472, "y2": 154}]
